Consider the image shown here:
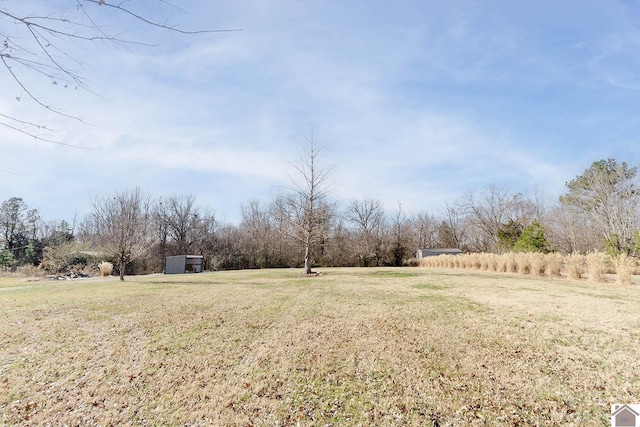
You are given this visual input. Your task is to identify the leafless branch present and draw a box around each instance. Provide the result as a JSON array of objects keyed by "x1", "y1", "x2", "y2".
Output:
[{"x1": 0, "y1": 1, "x2": 239, "y2": 159}]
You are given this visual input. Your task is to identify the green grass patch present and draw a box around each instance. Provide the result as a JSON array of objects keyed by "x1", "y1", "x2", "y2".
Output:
[
  {"x1": 413, "y1": 283, "x2": 447, "y2": 290},
  {"x1": 366, "y1": 270, "x2": 418, "y2": 278}
]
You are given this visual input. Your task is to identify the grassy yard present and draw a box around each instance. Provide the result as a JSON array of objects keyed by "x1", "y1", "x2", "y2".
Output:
[{"x1": 1, "y1": 268, "x2": 639, "y2": 426}]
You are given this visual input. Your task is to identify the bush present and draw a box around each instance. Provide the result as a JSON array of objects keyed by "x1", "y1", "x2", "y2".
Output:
[
  {"x1": 98, "y1": 261, "x2": 114, "y2": 277},
  {"x1": 17, "y1": 265, "x2": 42, "y2": 277},
  {"x1": 0, "y1": 250, "x2": 17, "y2": 271},
  {"x1": 40, "y1": 242, "x2": 99, "y2": 275},
  {"x1": 514, "y1": 220, "x2": 550, "y2": 253}
]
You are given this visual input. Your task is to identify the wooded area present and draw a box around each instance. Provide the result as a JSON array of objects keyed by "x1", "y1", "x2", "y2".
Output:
[{"x1": 1, "y1": 158, "x2": 638, "y2": 278}]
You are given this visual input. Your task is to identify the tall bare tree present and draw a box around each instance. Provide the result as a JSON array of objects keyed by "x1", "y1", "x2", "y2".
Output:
[
  {"x1": 280, "y1": 135, "x2": 334, "y2": 274},
  {"x1": 86, "y1": 187, "x2": 153, "y2": 280}
]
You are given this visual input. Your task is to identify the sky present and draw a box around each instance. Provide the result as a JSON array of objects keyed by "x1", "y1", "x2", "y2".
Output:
[{"x1": 2, "y1": 0, "x2": 640, "y2": 224}]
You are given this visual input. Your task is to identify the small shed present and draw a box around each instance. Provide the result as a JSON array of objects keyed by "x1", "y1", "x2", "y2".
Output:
[
  {"x1": 416, "y1": 248, "x2": 462, "y2": 258},
  {"x1": 165, "y1": 255, "x2": 204, "y2": 274}
]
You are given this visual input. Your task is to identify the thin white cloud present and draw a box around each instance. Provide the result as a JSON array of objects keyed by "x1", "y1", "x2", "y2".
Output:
[{"x1": 2, "y1": 0, "x2": 640, "y2": 223}]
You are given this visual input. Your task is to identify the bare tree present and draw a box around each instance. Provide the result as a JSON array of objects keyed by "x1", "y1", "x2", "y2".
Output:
[
  {"x1": 280, "y1": 135, "x2": 334, "y2": 274},
  {"x1": 152, "y1": 198, "x2": 171, "y2": 268},
  {"x1": 389, "y1": 203, "x2": 412, "y2": 266},
  {"x1": 346, "y1": 197, "x2": 385, "y2": 266},
  {"x1": 189, "y1": 208, "x2": 217, "y2": 271},
  {"x1": 164, "y1": 194, "x2": 199, "y2": 254},
  {"x1": 414, "y1": 210, "x2": 439, "y2": 249},
  {"x1": 1, "y1": 1, "x2": 237, "y2": 146},
  {"x1": 462, "y1": 185, "x2": 512, "y2": 251},
  {"x1": 439, "y1": 202, "x2": 468, "y2": 250},
  {"x1": 86, "y1": 187, "x2": 153, "y2": 280},
  {"x1": 560, "y1": 159, "x2": 640, "y2": 254},
  {"x1": 544, "y1": 203, "x2": 600, "y2": 254},
  {"x1": 462, "y1": 185, "x2": 545, "y2": 252},
  {"x1": 241, "y1": 200, "x2": 275, "y2": 268}
]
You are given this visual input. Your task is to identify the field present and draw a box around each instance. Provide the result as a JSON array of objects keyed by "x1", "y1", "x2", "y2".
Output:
[{"x1": 1, "y1": 268, "x2": 639, "y2": 426}]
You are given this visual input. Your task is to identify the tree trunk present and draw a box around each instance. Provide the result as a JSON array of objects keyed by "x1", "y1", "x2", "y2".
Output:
[
  {"x1": 304, "y1": 244, "x2": 312, "y2": 274},
  {"x1": 119, "y1": 256, "x2": 125, "y2": 281}
]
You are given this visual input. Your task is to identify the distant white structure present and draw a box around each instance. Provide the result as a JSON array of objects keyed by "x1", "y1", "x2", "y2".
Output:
[
  {"x1": 164, "y1": 255, "x2": 204, "y2": 274},
  {"x1": 416, "y1": 248, "x2": 462, "y2": 258}
]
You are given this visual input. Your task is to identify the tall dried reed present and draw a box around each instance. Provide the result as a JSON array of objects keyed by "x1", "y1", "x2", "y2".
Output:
[
  {"x1": 495, "y1": 253, "x2": 507, "y2": 273},
  {"x1": 487, "y1": 253, "x2": 499, "y2": 272},
  {"x1": 418, "y1": 250, "x2": 633, "y2": 285},
  {"x1": 505, "y1": 252, "x2": 517, "y2": 273},
  {"x1": 529, "y1": 252, "x2": 546, "y2": 277},
  {"x1": 565, "y1": 253, "x2": 585, "y2": 280},
  {"x1": 614, "y1": 253, "x2": 634, "y2": 285},
  {"x1": 545, "y1": 252, "x2": 563, "y2": 277},
  {"x1": 515, "y1": 253, "x2": 531, "y2": 275},
  {"x1": 585, "y1": 251, "x2": 606, "y2": 282},
  {"x1": 98, "y1": 261, "x2": 114, "y2": 277}
]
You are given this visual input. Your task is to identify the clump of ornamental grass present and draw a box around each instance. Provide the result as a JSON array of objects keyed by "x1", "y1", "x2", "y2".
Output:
[
  {"x1": 515, "y1": 253, "x2": 531, "y2": 275},
  {"x1": 614, "y1": 253, "x2": 635, "y2": 285},
  {"x1": 473, "y1": 253, "x2": 480, "y2": 269},
  {"x1": 460, "y1": 253, "x2": 467, "y2": 269},
  {"x1": 434, "y1": 256, "x2": 442, "y2": 268},
  {"x1": 487, "y1": 253, "x2": 499, "y2": 272},
  {"x1": 440, "y1": 256, "x2": 448, "y2": 268},
  {"x1": 452, "y1": 255, "x2": 461, "y2": 269},
  {"x1": 98, "y1": 261, "x2": 114, "y2": 277},
  {"x1": 565, "y1": 253, "x2": 585, "y2": 280},
  {"x1": 495, "y1": 253, "x2": 507, "y2": 273},
  {"x1": 505, "y1": 252, "x2": 517, "y2": 274},
  {"x1": 444, "y1": 255, "x2": 456, "y2": 268},
  {"x1": 545, "y1": 252, "x2": 563, "y2": 278},
  {"x1": 479, "y1": 253, "x2": 490, "y2": 270},
  {"x1": 529, "y1": 252, "x2": 546, "y2": 277},
  {"x1": 585, "y1": 251, "x2": 607, "y2": 283}
]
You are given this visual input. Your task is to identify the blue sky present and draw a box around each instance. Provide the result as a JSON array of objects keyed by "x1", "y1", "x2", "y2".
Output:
[{"x1": 2, "y1": 0, "x2": 640, "y2": 223}]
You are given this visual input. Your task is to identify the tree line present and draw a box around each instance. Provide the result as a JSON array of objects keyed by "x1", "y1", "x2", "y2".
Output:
[{"x1": 1, "y1": 157, "x2": 638, "y2": 278}]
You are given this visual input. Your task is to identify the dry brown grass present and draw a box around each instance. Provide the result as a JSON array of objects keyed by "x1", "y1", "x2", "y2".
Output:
[
  {"x1": 564, "y1": 252, "x2": 585, "y2": 280},
  {"x1": 546, "y1": 252, "x2": 563, "y2": 278},
  {"x1": 1, "y1": 268, "x2": 639, "y2": 426},
  {"x1": 529, "y1": 252, "x2": 546, "y2": 277},
  {"x1": 614, "y1": 253, "x2": 635, "y2": 285},
  {"x1": 420, "y1": 251, "x2": 637, "y2": 284},
  {"x1": 515, "y1": 253, "x2": 531, "y2": 275},
  {"x1": 586, "y1": 251, "x2": 607, "y2": 283},
  {"x1": 98, "y1": 261, "x2": 114, "y2": 277}
]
